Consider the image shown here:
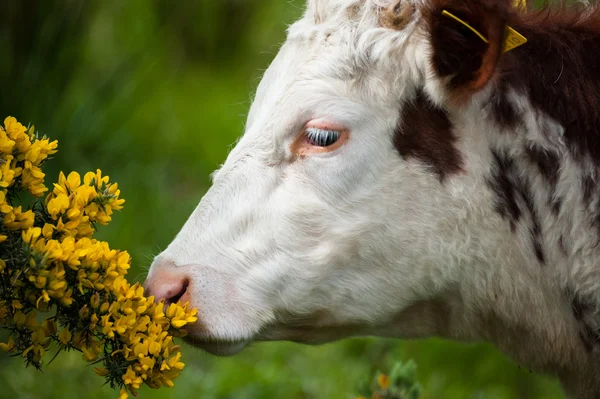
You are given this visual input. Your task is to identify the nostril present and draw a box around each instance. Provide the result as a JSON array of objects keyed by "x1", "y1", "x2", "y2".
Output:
[
  {"x1": 164, "y1": 278, "x2": 189, "y2": 307},
  {"x1": 144, "y1": 271, "x2": 190, "y2": 306}
]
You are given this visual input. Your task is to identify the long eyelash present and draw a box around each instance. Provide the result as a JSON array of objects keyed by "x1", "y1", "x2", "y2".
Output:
[{"x1": 306, "y1": 127, "x2": 341, "y2": 147}]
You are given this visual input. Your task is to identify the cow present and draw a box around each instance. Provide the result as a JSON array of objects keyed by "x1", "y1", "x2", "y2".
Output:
[{"x1": 144, "y1": 1, "x2": 600, "y2": 397}]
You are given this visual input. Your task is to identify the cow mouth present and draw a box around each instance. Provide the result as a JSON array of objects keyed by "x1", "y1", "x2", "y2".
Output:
[{"x1": 183, "y1": 335, "x2": 249, "y2": 357}]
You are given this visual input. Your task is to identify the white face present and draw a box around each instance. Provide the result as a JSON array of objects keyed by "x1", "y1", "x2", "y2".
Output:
[{"x1": 146, "y1": 0, "x2": 499, "y2": 356}]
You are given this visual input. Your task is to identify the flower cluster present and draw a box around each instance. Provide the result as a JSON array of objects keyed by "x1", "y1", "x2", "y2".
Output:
[
  {"x1": 0, "y1": 116, "x2": 197, "y2": 398},
  {"x1": 356, "y1": 361, "x2": 421, "y2": 399}
]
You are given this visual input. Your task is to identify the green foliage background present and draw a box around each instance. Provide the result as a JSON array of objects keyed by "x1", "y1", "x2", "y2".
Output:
[{"x1": 0, "y1": 1, "x2": 566, "y2": 398}]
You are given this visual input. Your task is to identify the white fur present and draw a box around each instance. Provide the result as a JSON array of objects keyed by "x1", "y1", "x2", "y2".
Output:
[{"x1": 147, "y1": 1, "x2": 600, "y2": 396}]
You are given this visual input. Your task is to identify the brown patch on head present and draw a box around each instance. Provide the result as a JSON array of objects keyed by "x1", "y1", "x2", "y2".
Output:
[
  {"x1": 379, "y1": 1, "x2": 415, "y2": 30},
  {"x1": 424, "y1": 0, "x2": 511, "y2": 100},
  {"x1": 394, "y1": 90, "x2": 463, "y2": 181}
]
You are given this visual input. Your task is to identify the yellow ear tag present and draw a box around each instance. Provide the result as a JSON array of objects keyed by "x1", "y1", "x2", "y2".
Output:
[
  {"x1": 503, "y1": 27, "x2": 527, "y2": 53},
  {"x1": 441, "y1": 10, "x2": 527, "y2": 54}
]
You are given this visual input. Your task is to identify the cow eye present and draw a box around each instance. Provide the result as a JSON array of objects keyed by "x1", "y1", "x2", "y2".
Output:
[{"x1": 305, "y1": 127, "x2": 341, "y2": 147}]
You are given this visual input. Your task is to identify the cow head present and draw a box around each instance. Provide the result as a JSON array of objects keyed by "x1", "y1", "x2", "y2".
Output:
[{"x1": 145, "y1": 0, "x2": 516, "y2": 356}]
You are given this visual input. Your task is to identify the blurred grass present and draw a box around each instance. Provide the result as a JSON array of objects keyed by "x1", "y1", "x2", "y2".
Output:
[{"x1": 0, "y1": 1, "x2": 566, "y2": 398}]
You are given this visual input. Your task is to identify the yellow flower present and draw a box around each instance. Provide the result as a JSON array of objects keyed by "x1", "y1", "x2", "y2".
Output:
[
  {"x1": 81, "y1": 340, "x2": 103, "y2": 361},
  {"x1": 90, "y1": 292, "x2": 100, "y2": 309},
  {"x1": 133, "y1": 340, "x2": 149, "y2": 357},
  {"x1": 42, "y1": 223, "x2": 54, "y2": 238},
  {"x1": 0, "y1": 127, "x2": 15, "y2": 154},
  {"x1": 84, "y1": 169, "x2": 109, "y2": 189},
  {"x1": 31, "y1": 325, "x2": 48, "y2": 344},
  {"x1": 29, "y1": 274, "x2": 47, "y2": 289},
  {"x1": 21, "y1": 164, "x2": 48, "y2": 196},
  {"x1": 22, "y1": 227, "x2": 42, "y2": 244},
  {"x1": 122, "y1": 366, "x2": 143, "y2": 389},
  {"x1": 138, "y1": 354, "x2": 155, "y2": 371},
  {"x1": 42, "y1": 319, "x2": 57, "y2": 335},
  {"x1": 166, "y1": 351, "x2": 185, "y2": 371},
  {"x1": 58, "y1": 328, "x2": 72, "y2": 345},
  {"x1": 66, "y1": 171, "x2": 81, "y2": 191},
  {"x1": 0, "y1": 191, "x2": 13, "y2": 213},
  {"x1": 22, "y1": 343, "x2": 46, "y2": 363},
  {"x1": 14, "y1": 311, "x2": 27, "y2": 326},
  {"x1": 3, "y1": 117, "x2": 30, "y2": 154},
  {"x1": 0, "y1": 117, "x2": 196, "y2": 397},
  {"x1": 4, "y1": 206, "x2": 34, "y2": 230},
  {"x1": 377, "y1": 374, "x2": 391, "y2": 390},
  {"x1": 24, "y1": 138, "x2": 57, "y2": 165},
  {"x1": 0, "y1": 156, "x2": 17, "y2": 188},
  {"x1": 46, "y1": 193, "x2": 70, "y2": 218},
  {"x1": 4, "y1": 116, "x2": 28, "y2": 143},
  {"x1": 0, "y1": 337, "x2": 15, "y2": 352}
]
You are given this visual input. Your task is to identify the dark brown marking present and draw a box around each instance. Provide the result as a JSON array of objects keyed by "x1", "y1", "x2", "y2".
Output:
[
  {"x1": 569, "y1": 290, "x2": 600, "y2": 353},
  {"x1": 582, "y1": 175, "x2": 595, "y2": 207},
  {"x1": 524, "y1": 145, "x2": 561, "y2": 216},
  {"x1": 532, "y1": 235, "x2": 545, "y2": 264},
  {"x1": 394, "y1": 90, "x2": 463, "y2": 181},
  {"x1": 516, "y1": 170, "x2": 545, "y2": 264},
  {"x1": 488, "y1": 80, "x2": 521, "y2": 130},
  {"x1": 488, "y1": 149, "x2": 545, "y2": 263},
  {"x1": 525, "y1": 145, "x2": 560, "y2": 186},
  {"x1": 488, "y1": 150, "x2": 521, "y2": 231},
  {"x1": 551, "y1": 197, "x2": 562, "y2": 216}
]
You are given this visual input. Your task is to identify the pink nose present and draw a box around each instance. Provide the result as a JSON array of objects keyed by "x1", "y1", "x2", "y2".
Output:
[{"x1": 143, "y1": 268, "x2": 189, "y2": 305}]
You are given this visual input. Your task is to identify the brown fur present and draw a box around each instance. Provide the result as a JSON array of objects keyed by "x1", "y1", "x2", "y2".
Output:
[
  {"x1": 503, "y1": 3, "x2": 600, "y2": 164},
  {"x1": 394, "y1": 90, "x2": 463, "y2": 180},
  {"x1": 424, "y1": 1, "x2": 600, "y2": 165},
  {"x1": 425, "y1": 0, "x2": 510, "y2": 99},
  {"x1": 379, "y1": 0, "x2": 415, "y2": 30}
]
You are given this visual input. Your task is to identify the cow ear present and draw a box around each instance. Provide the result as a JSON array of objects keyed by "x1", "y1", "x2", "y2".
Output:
[{"x1": 426, "y1": 0, "x2": 510, "y2": 95}]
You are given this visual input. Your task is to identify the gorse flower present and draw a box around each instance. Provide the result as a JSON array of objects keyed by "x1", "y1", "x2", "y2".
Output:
[
  {"x1": 356, "y1": 361, "x2": 421, "y2": 399},
  {"x1": 0, "y1": 116, "x2": 197, "y2": 398},
  {"x1": 45, "y1": 169, "x2": 125, "y2": 237},
  {"x1": 0, "y1": 116, "x2": 57, "y2": 195}
]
